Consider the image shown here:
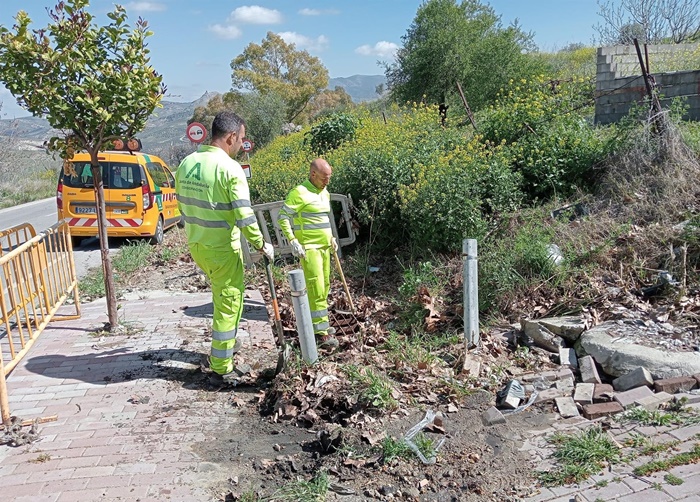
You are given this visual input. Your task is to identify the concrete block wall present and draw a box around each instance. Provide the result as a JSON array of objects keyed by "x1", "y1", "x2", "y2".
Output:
[{"x1": 595, "y1": 43, "x2": 700, "y2": 125}]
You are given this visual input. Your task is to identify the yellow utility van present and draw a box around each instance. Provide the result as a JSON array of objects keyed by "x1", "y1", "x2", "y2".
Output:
[{"x1": 57, "y1": 150, "x2": 181, "y2": 246}]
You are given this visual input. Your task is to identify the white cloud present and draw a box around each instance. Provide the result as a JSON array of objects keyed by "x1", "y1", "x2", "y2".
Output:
[
  {"x1": 278, "y1": 31, "x2": 329, "y2": 52},
  {"x1": 298, "y1": 8, "x2": 340, "y2": 16},
  {"x1": 125, "y1": 2, "x2": 166, "y2": 13},
  {"x1": 355, "y1": 41, "x2": 399, "y2": 59},
  {"x1": 208, "y1": 24, "x2": 242, "y2": 39},
  {"x1": 230, "y1": 6, "x2": 283, "y2": 24}
]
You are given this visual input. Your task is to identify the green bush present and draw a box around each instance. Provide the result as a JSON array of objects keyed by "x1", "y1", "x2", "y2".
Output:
[
  {"x1": 305, "y1": 112, "x2": 359, "y2": 155},
  {"x1": 479, "y1": 76, "x2": 610, "y2": 201}
]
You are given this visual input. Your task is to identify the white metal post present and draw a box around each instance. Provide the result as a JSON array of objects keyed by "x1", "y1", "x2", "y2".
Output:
[
  {"x1": 463, "y1": 239, "x2": 480, "y2": 348},
  {"x1": 287, "y1": 269, "x2": 318, "y2": 364}
]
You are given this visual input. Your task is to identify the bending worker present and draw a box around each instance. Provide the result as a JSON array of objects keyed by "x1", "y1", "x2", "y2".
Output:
[
  {"x1": 277, "y1": 158, "x2": 339, "y2": 349},
  {"x1": 176, "y1": 111, "x2": 274, "y2": 383}
]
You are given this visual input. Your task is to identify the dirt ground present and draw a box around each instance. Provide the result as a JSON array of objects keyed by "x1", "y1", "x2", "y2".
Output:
[
  {"x1": 100, "y1": 228, "x2": 565, "y2": 501},
  {"x1": 107, "y1": 227, "x2": 700, "y2": 501}
]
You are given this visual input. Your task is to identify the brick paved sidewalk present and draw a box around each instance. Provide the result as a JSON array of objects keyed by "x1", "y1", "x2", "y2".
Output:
[
  {"x1": 0, "y1": 289, "x2": 275, "y2": 502},
  {"x1": 522, "y1": 411, "x2": 700, "y2": 502}
]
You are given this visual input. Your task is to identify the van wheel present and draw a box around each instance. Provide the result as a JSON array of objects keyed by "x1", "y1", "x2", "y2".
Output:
[
  {"x1": 150, "y1": 218, "x2": 164, "y2": 245},
  {"x1": 71, "y1": 236, "x2": 83, "y2": 248},
  {"x1": 177, "y1": 215, "x2": 185, "y2": 228}
]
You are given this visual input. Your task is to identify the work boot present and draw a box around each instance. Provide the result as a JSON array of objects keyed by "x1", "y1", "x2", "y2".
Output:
[
  {"x1": 317, "y1": 334, "x2": 339, "y2": 349},
  {"x1": 326, "y1": 327, "x2": 337, "y2": 336},
  {"x1": 209, "y1": 363, "x2": 252, "y2": 386}
]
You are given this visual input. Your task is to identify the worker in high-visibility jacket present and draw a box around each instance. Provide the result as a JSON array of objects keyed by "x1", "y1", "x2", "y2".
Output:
[
  {"x1": 176, "y1": 111, "x2": 274, "y2": 383},
  {"x1": 277, "y1": 158, "x2": 339, "y2": 349}
]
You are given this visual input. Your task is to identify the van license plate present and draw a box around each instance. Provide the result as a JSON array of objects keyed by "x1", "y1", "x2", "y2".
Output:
[{"x1": 75, "y1": 207, "x2": 96, "y2": 214}]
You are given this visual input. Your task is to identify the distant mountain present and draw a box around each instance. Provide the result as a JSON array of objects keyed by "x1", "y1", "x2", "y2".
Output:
[
  {"x1": 329, "y1": 75, "x2": 386, "y2": 102},
  {"x1": 0, "y1": 76, "x2": 385, "y2": 150}
]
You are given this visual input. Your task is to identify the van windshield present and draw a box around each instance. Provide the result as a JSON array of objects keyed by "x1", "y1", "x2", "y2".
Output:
[{"x1": 62, "y1": 162, "x2": 142, "y2": 189}]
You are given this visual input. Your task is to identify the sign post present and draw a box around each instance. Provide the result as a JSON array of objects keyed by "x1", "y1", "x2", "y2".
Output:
[
  {"x1": 186, "y1": 122, "x2": 207, "y2": 144},
  {"x1": 241, "y1": 138, "x2": 254, "y2": 179}
]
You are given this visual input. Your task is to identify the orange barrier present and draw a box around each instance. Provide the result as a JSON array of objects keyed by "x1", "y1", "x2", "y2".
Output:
[{"x1": 0, "y1": 221, "x2": 81, "y2": 425}]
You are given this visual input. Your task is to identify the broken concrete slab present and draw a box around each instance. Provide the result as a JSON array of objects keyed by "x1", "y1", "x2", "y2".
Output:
[
  {"x1": 579, "y1": 355, "x2": 602, "y2": 384},
  {"x1": 537, "y1": 316, "x2": 587, "y2": 343},
  {"x1": 577, "y1": 321, "x2": 700, "y2": 378},
  {"x1": 613, "y1": 367, "x2": 653, "y2": 392},
  {"x1": 520, "y1": 319, "x2": 566, "y2": 353},
  {"x1": 559, "y1": 347, "x2": 578, "y2": 368},
  {"x1": 614, "y1": 385, "x2": 654, "y2": 409},
  {"x1": 556, "y1": 377, "x2": 575, "y2": 395},
  {"x1": 573, "y1": 383, "x2": 595, "y2": 404},
  {"x1": 582, "y1": 401, "x2": 623, "y2": 419},
  {"x1": 555, "y1": 397, "x2": 580, "y2": 418},
  {"x1": 654, "y1": 376, "x2": 698, "y2": 394}
]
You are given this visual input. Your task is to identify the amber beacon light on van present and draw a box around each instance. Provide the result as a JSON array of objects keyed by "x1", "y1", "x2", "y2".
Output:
[{"x1": 111, "y1": 137, "x2": 143, "y2": 152}]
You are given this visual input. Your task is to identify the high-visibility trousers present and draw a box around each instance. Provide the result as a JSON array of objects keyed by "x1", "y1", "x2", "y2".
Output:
[
  {"x1": 301, "y1": 246, "x2": 331, "y2": 335},
  {"x1": 189, "y1": 243, "x2": 244, "y2": 375}
]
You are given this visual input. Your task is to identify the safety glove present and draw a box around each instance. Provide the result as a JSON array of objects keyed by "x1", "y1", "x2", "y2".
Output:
[
  {"x1": 290, "y1": 239, "x2": 306, "y2": 258},
  {"x1": 331, "y1": 237, "x2": 338, "y2": 253},
  {"x1": 260, "y1": 242, "x2": 275, "y2": 261}
]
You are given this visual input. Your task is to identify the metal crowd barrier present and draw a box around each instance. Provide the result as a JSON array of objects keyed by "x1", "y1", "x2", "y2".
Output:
[
  {"x1": 0, "y1": 220, "x2": 81, "y2": 425},
  {"x1": 242, "y1": 193, "x2": 357, "y2": 264}
]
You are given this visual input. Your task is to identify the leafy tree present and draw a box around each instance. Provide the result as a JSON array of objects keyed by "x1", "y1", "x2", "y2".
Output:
[
  {"x1": 230, "y1": 32, "x2": 329, "y2": 123},
  {"x1": 0, "y1": 0, "x2": 165, "y2": 329},
  {"x1": 595, "y1": 0, "x2": 700, "y2": 44},
  {"x1": 385, "y1": 0, "x2": 539, "y2": 112},
  {"x1": 302, "y1": 86, "x2": 354, "y2": 123},
  {"x1": 191, "y1": 90, "x2": 287, "y2": 149}
]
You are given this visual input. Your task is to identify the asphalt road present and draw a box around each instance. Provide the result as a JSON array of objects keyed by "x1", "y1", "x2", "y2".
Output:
[{"x1": 0, "y1": 197, "x2": 105, "y2": 279}]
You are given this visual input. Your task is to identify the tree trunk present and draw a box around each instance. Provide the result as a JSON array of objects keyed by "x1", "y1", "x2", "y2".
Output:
[{"x1": 90, "y1": 162, "x2": 118, "y2": 329}]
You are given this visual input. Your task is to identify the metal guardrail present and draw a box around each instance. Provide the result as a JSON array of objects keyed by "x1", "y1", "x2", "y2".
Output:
[
  {"x1": 242, "y1": 193, "x2": 357, "y2": 264},
  {"x1": 0, "y1": 221, "x2": 81, "y2": 425}
]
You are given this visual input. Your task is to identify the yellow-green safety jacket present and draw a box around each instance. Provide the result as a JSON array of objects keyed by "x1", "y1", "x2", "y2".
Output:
[
  {"x1": 277, "y1": 179, "x2": 332, "y2": 249},
  {"x1": 175, "y1": 145, "x2": 264, "y2": 250}
]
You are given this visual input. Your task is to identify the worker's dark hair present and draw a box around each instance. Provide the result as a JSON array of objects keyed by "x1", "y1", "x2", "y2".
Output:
[{"x1": 211, "y1": 111, "x2": 245, "y2": 140}]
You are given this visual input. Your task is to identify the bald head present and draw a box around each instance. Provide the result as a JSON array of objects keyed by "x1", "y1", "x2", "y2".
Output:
[{"x1": 309, "y1": 158, "x2": 332, "y2": 190}]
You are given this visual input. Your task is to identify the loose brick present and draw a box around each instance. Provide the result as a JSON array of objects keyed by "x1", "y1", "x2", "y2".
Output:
[
  {"x1": 481, "y1": 407, "x2": 506, "y2": 426},
  {"x1": 613, "y1": 367, "x2": 653, "y2": 392},
  {"x1": 614, "y1": 385, "x2": 654, "y2": 409},
  {"x1": 579, "y1": 355, "x2": 602, "y2": 384},
  {"x1": 573, "y1": 383, "x2": 595, "y2": 404},
  {"x1": 635, "y1": 392, "x2": 674, "y2": 411},
  {"x1": 594, "y1": 383, "x2": 614, "y2": 402},
  {"x1": 654, "y1": 376, "x2": 698, "y2": 394},
  {"x1": 675, "y1": 392, "x2": 700, "y2": 405},
  {"x1": 582, "y1": 401, "x2": 624, "y2": 419},
  {"x1": 555, "y1": 397, "x2": 580, "y2": 418},
  {"x1": 534, "y1": 387, "x2": 568, "y2": 404},
  {"x1": 558, "y1": 347, "x2": 578, "y2": 368}
]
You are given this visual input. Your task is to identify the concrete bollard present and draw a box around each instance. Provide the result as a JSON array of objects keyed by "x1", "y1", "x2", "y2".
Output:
[
  {"x1": 463, "y1": 239, "x2": 479, "y2": 348},
  {"x1": 287, "y1": 269, "x2": 318, "y2": 365}
]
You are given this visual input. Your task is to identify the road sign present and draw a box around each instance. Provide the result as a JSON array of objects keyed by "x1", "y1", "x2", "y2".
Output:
[
  {"x1": 241, "y1": 164, "x2": 252, "y2": 179},
  {"x1": 241, "y1": 139, "x2": 254, "y2": 152},
  {"x1": 186, "y1": 122, "x2": 207, "y2": 144}
]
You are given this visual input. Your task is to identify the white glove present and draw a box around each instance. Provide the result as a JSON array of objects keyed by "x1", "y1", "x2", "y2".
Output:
[
  {"x1": 259, "y1": 242, "x2": 274, "y2": 261},
  {"x1": 291, "y1": 239, "x2": 306, "y2": 258},
  {"x1": 331, "y1": 237, "x2": 338, "y2": 253}
]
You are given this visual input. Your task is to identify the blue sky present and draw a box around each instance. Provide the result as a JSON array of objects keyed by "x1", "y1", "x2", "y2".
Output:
[{"x1": 0, "y1": 0, "x2": 606, "y2": 118}]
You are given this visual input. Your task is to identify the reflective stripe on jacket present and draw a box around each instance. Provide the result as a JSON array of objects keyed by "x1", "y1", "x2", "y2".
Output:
[
  {"x1": 277, "y1": 179, "x2": 332, "y2": 249},
  {"x1": 175, "y1": 145, "x2": 264, "y2": 250}
]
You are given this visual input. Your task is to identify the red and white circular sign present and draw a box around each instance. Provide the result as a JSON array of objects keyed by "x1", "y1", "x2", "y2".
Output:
[
  {"x1": 241, "y1": 139, "x2": 254, "y2": 152},
  {"x1": 186, "y1": 122, "x2": 207, "y2": 143}
]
